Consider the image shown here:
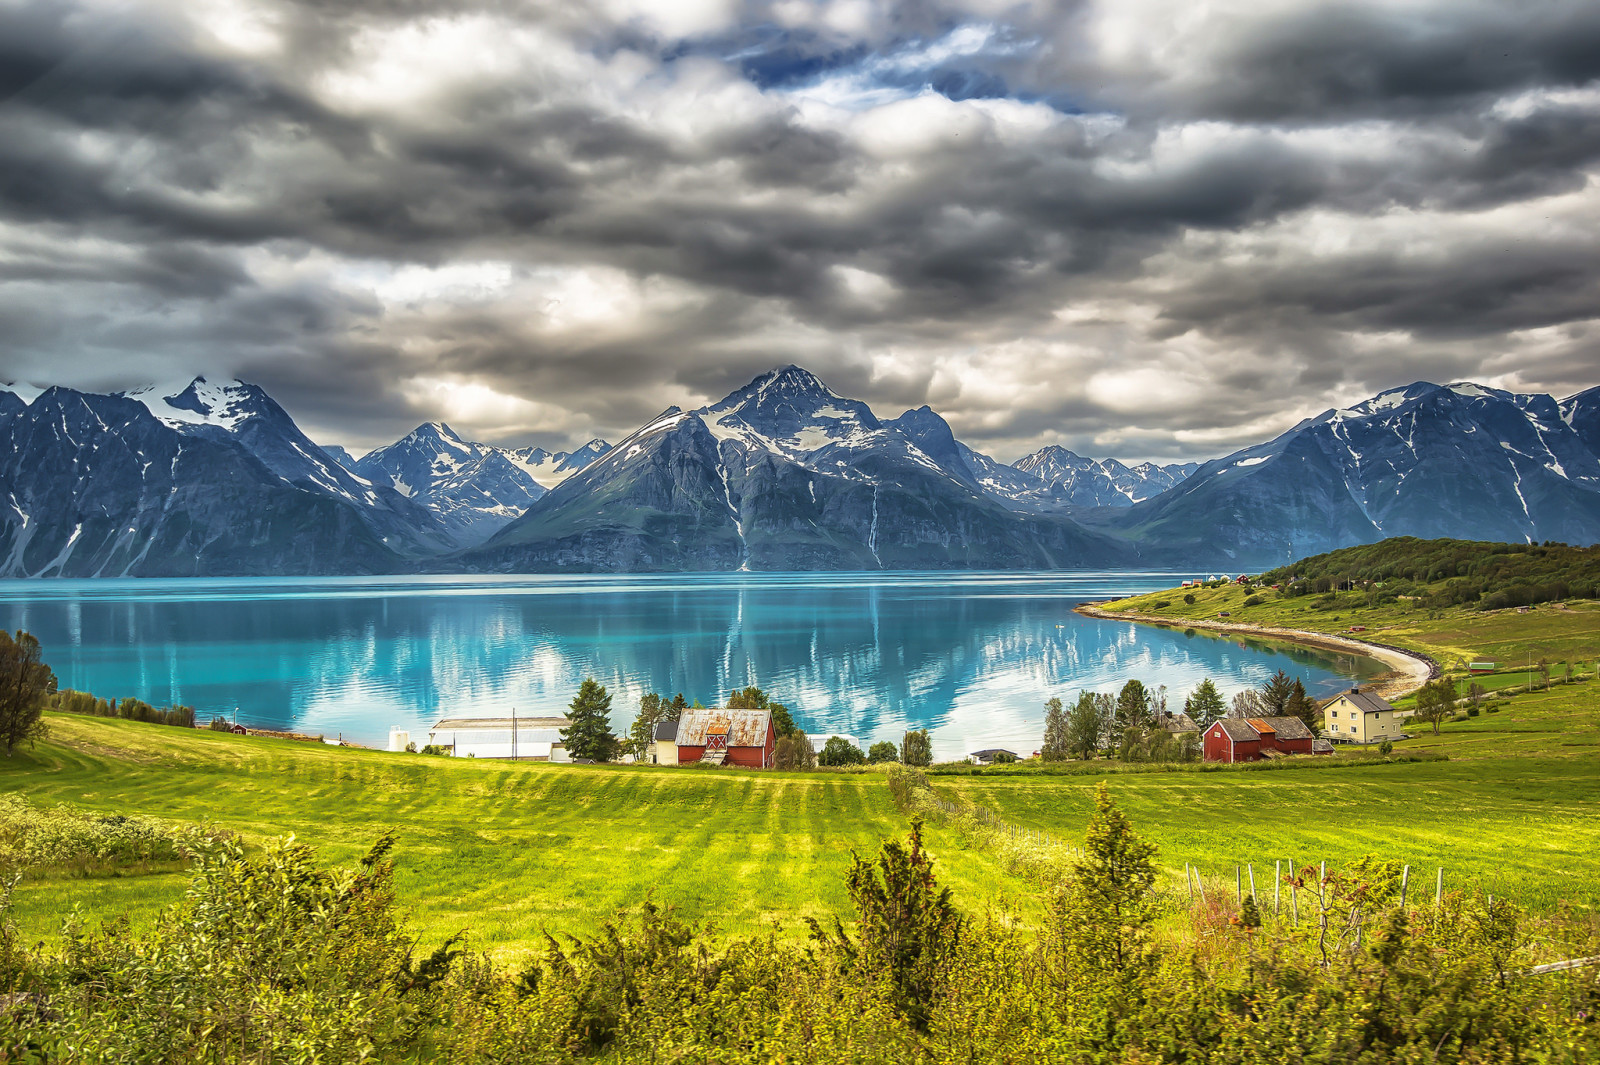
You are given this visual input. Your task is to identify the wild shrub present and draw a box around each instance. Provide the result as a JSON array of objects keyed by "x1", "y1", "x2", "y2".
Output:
[
  {"x1": 0, "y1": 794, "x2": 202, "y2": 873},
  {"x1": 808, "y1": 819, "x2": 963, "y2": 1032}
]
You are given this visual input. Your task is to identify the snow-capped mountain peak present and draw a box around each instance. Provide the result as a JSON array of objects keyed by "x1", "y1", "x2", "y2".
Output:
[{"x1": 118, "y1": 376, "x2": 269, "y2": 431}]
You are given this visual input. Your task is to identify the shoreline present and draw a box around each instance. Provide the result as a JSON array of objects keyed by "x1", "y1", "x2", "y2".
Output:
[{"x1": 1074, "y1": 603, "x2": 1437, "y2": 702}]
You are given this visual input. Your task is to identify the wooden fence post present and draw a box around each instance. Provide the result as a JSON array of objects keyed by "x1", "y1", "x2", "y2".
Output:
[
  {"x1": 1274, "y1": 860, "x2": 1281, "y2": 917},
  {"x1": 1399, "y1": 865, "x2": 1409, "y2": 910},
  {"x1": 1248, "y1": 863, "x2": 1257, "y2": 904},
  {"x1": 1435, "y1": 867, "x2": 1443, "y2": 912},
  {"x1": 1291, "y1": 880, "x2": 1298, "y2": 926}
]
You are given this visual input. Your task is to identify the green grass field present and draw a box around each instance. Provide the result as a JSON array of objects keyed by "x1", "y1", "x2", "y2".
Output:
[{"x1": 5, "y1": 648, "x2": 1597, "y2": 959}]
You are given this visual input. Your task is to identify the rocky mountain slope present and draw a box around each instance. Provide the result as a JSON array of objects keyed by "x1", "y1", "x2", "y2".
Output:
[
  {"x1": 0, "y1": 385, "x2": 405, "y2": 577},
  {"x1": 1114, "y1": 382, "x2": 1600, "y2": 566},
  {"x1": 351, "y1": 423, "x2": 613, "y2": 546},
  {"x1": 464, "y1": 367, "x2": 1133, "y2": 572}
]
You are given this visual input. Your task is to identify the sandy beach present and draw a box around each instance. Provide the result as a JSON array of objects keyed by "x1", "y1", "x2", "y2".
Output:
[{"x1": 1074, "y1": 604, "x2": 1437, "y2": 702}]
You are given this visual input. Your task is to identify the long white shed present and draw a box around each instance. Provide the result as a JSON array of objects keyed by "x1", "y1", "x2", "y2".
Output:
[{"x1": 427, "y1": 716, "x2": 571, "y2": 761}]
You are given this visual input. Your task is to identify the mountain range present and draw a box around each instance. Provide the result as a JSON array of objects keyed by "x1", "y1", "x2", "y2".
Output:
[{"x1": 2, "y1": 369, "x2": 1597, "y2": 575}]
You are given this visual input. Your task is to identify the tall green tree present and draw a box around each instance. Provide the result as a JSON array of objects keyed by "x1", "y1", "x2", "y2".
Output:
[
  {"x1": 866, "y1": 741, "x2": 898, "y2": 764},
  {"x1": 1259, "y1": 669, "x2": 1297, "y2": 715},
  {"x1": 900, "y1": 729, "x2": 933, "y2": 767},
  {"x1": 1412, "y1": 676, "x2": 1457, "y2": 735},
  {"x1": 0, "y1": 630, "x2": 55, "y2": 756},
  {"x1": 1185, "y1": 678, "x2": 1226, "y2": 729},
  {"x1": 1285, "y1": 678, "x2": 1320, "y2": 735},
  {"x1": 1040, "y1": 696, "x2": 1070, "y2": 762},
  {"x1": 627, "y1": 692, "x2": 667, "y2": 761},
  {"x1": 1066, "y1": 691, "x2": 1102, "y2": 760},
  {"x1": 1116, "y1": 680, "x2": 1151, "y2": 733},
  {"x1": 727, "y1": 685, "x2": 797, "y2": 735},
  {"x1": 561, "y1": 678, "x2": 617, "y2": 762}
]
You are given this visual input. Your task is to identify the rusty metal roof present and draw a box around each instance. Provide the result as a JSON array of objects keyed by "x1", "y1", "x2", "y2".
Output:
[
  {"x1": 674, "y1": 709, "x2": 772, "y2": 747},
  {"x1": 1247, "y1": 717, "x2": 1276, "y2": 735}
]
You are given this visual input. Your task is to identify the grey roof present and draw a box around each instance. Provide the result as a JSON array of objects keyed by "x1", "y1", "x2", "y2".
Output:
[
  {"x1": 654, "y1": 718, "x2": 679, "y2": 743},
  {"x1": 1212, "y1": 718, "x2": 1260, "y2": 741},
  {"x1": 432, "y1": 716, "x2": 570, "y2": 730},
  {"x1": 969, "y1": 749, "x2": 1019, "y2": 762},
  {"x1": 1331, "y1": 688, "x2": 1396, "y2": 715},
  {"x1": 1260, "y1": 716, "x2": 1314, "y2": 740},
  {"x1": 1158, "y1": 711, "x2": 1200, "y2": 734},
  {"x1": 1311, "y1": 738, "x2": 1335, "y2": 754}
]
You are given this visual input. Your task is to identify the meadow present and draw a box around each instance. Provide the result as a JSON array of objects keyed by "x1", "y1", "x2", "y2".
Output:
[{"x1": 5, "y1": 659, "x2": 1599, "y2": 960}]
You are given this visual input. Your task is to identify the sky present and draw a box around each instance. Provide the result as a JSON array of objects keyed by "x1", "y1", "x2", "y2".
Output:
[{"x1": 1, "y1": 0, "x2": 1598, "y2": 464}]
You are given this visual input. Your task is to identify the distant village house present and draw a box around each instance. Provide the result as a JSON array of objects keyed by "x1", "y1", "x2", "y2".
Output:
[{"x1": 1322, "y1": 687, "x2": 1404, "y2": 745}]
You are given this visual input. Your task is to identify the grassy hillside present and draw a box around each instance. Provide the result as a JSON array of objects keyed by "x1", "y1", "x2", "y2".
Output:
[
  {"x1": 6, "y1": 669, "x2": 1599, "y2": 960},
  {"x1": 1095, "y1": 572, "x2": 1600, "y2": 670}
]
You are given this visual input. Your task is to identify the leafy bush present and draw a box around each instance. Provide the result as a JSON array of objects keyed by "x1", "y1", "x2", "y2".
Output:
[
  {"x1": 819, "y1": 736, "x2": 866, "y2": 766},
  {"x1": 1183, "y1": 593, "x2": 1196, "y2": 605},
  {"x1": 1243, "y1": 595, "x2": 1264, "y2": 607},
  {"x1": 0, "y1": 794, "x2": 205, "y2": 873},
  {"x1": 867, "y1": 740, "x2": 898, "y2": 763},
  {"x1": 774, "y1": 730, "x2": 817, "y2": 769},
  {"x1": 1152, "y1": 600, "x2": 1171, "y2": 609}
]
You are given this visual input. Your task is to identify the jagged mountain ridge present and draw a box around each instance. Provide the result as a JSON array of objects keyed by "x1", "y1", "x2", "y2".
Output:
[
  {"x1": 0, "y1": 386, "x2": 403, "y2": 577},
  {"x1": 351, "y1": 423, "x2": 613, "y2": 546},
  {"x1": 465, "y1": 367, "x2": 1134, "y2": 572},
  {"x1": 1114, "y1": 381, "x2": 1600, "y2": 566},
  {"x1": 1011, "y1": 446, "x2": 1200, "y2": 509}
]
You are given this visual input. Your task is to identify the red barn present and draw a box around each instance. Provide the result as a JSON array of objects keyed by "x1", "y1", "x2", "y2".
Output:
[
  {"x1": 1204, "y1": 716, "x2": 1320, "y2": 763},
  {"x1": 1204, "y1": 718, "x2": 1262, "y2": 763},
  {"x1": 654, "y1": 709, "x2": 776, "y2": 768}
]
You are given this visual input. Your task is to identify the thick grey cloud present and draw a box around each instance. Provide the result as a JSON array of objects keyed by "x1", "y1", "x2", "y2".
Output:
[{"x1": 0, "y1": 0, "x2": 1596, "y2": 462}]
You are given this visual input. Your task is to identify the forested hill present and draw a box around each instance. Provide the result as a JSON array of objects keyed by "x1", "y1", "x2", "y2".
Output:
[{"x1": 1262, "y1": 537, "x2": 1600, "y2": 611}]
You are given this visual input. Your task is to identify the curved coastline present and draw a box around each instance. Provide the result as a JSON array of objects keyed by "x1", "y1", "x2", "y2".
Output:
[{"x1": 1074, "y1": 603, "x2": 1437, "y2": 702}]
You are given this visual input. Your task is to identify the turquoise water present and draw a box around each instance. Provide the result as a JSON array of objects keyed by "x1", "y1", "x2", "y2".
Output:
[{"x1": 0, "y1": 572, "x2": 1380, "y2": 760}]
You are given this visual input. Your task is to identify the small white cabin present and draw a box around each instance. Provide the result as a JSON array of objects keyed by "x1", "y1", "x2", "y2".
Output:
[{"x1": 427, "y1": 716, "x2": 570, "y2": 760}]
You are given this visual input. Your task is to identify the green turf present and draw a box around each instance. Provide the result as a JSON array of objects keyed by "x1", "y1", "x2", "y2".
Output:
[
  {"x1": 2, "y1": 717, "x2": 1023, "y2": 961},
  {"x1": 6, "y1": 659, "x2": 1598, "y2": 958}
]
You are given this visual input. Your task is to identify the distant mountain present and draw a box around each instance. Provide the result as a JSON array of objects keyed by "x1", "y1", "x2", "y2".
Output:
[
  {"x1": 1563, "y1": 385, "x2": 1600, "y2": 456},
  {"x1": 464, "y1": 367, "x2": 1132, "y2": 572},
  {"x1": 320, "y1": 443, "x2": 357, "y2": 469},
  {"x1": 351, "y1": 424, "x2": 612, "y2": 545},
  {"x1": 0, "y1": 385, "x2": 404, "y2": 577},
  {"x1": 1012, "y1": 446, "x2": 1200, "y2": 509},
  {"x1": 115, "y1": 377, "x2": 452, "y2": 558},
  {"x1": 5, "y1": 371, "x2": 1598, "y2": 576},
  {"x1": 1114, "y1": 382, "x2": 1600, "y2": 566}
]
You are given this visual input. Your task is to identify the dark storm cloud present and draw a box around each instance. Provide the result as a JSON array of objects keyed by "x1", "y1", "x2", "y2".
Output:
[{"x1": 0, "y1": 0, "x2": 1597, "y2": 461}]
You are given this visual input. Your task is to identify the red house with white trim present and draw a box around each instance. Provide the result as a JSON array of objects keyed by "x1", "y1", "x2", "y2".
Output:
[{"x1": 1203, "y1": 715, "x2": 1321, "y2": 763}]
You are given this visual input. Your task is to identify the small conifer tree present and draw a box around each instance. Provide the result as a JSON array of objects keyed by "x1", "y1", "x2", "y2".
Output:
[{"x1": 561, "y1": 678, "x2": 617, "y2": 761}]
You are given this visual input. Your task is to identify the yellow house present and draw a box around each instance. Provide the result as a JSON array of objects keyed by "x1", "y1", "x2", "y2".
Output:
[{"x1": 1322, "y1": 687, "x2": 1404, "y2": 744}]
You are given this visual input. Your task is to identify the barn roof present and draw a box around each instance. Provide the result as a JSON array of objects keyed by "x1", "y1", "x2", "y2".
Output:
[
  {"x1": 1261, "y1": 716, "x2": 1314, "y2": 740},
  {"x1": 1246, "y1": 717, "x2": 1277, "y2": 735},
  {"x1": 1157, "y1": 711, "x2": 1200, "y2": 734},
  {"x1": 674, "y1": 708, "x2": 771, "y2": 747},
  {"x1": 1213, "y1": 718, "x2": 1259, "y2": 741},
  {"x1": 431, "y1": 716, "x2": 570, "y2": 730},
  {"x1": 654, "y1": 718, "x2": 679, "y2": 743}
]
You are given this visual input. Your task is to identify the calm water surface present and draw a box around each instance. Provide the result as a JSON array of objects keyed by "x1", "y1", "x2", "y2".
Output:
[{"x1": 0, "y1": 572, "x2": 1381, "y2": 760}]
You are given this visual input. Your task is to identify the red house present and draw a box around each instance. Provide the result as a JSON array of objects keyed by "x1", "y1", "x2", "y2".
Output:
[
  {"x1": 654, "y1": 709, "x2": 776, "y2": 768},
  {"x1": 1203, "y1": 715, "x2": 1320, "y2": 763}
]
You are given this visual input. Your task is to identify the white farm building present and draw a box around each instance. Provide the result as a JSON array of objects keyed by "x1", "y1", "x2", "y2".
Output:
[{"x1": 427, "y1": 716, "x2": 571, "y2": 761}]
